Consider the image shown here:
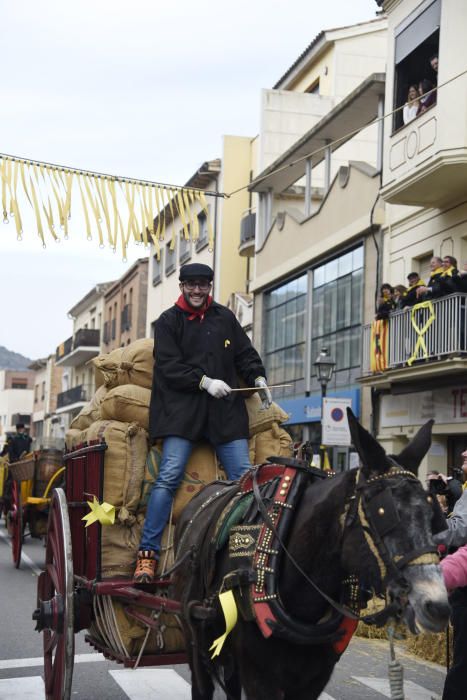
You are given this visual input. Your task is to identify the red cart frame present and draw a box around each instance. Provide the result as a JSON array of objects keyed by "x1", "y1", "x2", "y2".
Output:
[{"x1": 33, "y1": 441, "x2": 191, "y2": 700}]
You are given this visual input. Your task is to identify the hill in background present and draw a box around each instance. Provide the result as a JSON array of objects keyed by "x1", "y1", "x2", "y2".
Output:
[{"x1": 0, "y1": 346, "x2": 33, "y2": 370}]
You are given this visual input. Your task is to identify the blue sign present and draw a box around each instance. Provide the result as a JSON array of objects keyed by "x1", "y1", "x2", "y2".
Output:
[{"x1": 276, "y1": 388, "x2": 360, "y2": 425}]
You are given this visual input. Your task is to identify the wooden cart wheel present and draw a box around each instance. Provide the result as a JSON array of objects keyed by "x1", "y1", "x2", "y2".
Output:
[
  {"x1": 6, "y1": 480, "x2": 23, "y2": 568},
  {"x1": 33, "y1": 488, "x2": 74, "y2": 700}
]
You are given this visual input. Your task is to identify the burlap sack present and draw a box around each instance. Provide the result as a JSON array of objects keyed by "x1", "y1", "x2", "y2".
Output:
[
  {"x1": 100, "y1": 385, "x2": 151, "y2": 431},
  {"x1": 65, "y1": 429, "x2": 84, "y2": 451},
  {"x1": 85, "y1": 420, "x2": 149, "y2": 525},
  {"x1": 92, "y1": 339, "x2": 154, "y2": 390},
  {"x1": 248, "y1": 434, "x2": 257, "y2": 465},
  {"x1": 143, "y1": 441, "x2": 225, "y2": 523},
  {"x1": 245, "y1": 394, "x2": 290, "y2": 437},
  {"x1": 253, "y1": 422, "x2": 293, "y2": 464},
  {"x1": 101, "y1": 513, "x2": 144, "y2": 578},
  {"x1": 69, "y1": 386, "x2": 109, "y2": 431}
]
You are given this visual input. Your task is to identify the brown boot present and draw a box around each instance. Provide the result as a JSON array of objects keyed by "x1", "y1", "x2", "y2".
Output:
[{"x1": 134, "y1": 550, "x2": 158, "y2": 583}]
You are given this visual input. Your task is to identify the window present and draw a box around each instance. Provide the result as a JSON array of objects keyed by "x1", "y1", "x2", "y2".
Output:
[
  {"x1": 11, "y1": 380, "x2": 28, "y2": 389},
  {"x1": 393, "y1": 0, "x2": 440, "y2": 131},
  {"x1": 264, "y1": 273, "x2": 308, "y2": 398},
  {"x1": 34, "y1": 384, "x2": 39, "y2": 404},
  {"x1": 41, "y1": 381, "x2": 45, "y2": 400},
  {"x1": 310, "y1": 246, "x2": 363, "y2": 392},
  {"x1": 179, "y1": 228, "x2": 192, "y2": 264},
  {"x1": 306, "y1": 78, "x2": 320, "y2": 95},
  {"x1": 196, "y1": 209, "x2": 209, "y2": 252},
  {"x1": 165, "y1": 240, "x2": 176, "y2": 276},
  {"x1": 152, "y1": 251, "x2": 162, "y2": 286}
]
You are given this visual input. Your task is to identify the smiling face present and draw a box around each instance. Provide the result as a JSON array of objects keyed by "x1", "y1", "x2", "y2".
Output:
[
  {"x1": 430, "y1": 257, "x2": 443, "y2": 270},
  {"x1": 180, "y1": 279, "x2": 212, "y2": 309}
]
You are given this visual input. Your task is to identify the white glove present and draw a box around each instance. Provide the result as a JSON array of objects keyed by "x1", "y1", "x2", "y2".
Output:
[
  {"x1": 255, "y1": 377, "x2": 272, "y2": 409},
  {"x1": 201, "y1": 376, "x2": 232, "y2": 398}
]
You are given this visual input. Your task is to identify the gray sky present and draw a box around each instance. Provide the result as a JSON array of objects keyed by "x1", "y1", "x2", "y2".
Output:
[{"x1": 0, "y1": 0, "x2": 379, "y2": 359}]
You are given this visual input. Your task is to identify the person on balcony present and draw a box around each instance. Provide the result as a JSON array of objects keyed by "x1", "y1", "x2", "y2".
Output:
[
  {"x1": 133, "y1": 262, "x2": 272, "y2": 583},
  {"x1": 417, "y1": 256, "x2": 459, "y2": 299},
  {"x1": 400, "y1": 272, "x2": 425, "y2": 308},
  {"x1": 393, "y1": 284, "x2": 407, "y2": 309},
  {"x1": 430, "y1": 54, "x2": 439, "y2": 83},
  {"x1": 417, "y1": 78, "x2": 436, "y2": 114},
  {"x1": 403, "y1": 85, "x2": 420, "y2": 124},
  {"x1": 375, "y1": 283, "x2": 395, "y2": 320},
  {"x1": 450, "y1": 261, "x2": 467, "y2": 294}
]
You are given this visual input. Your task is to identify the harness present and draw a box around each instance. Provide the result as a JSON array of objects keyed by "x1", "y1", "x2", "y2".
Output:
[{"x1": 180, "y1": 459, "x2": 439, "y2": 654}]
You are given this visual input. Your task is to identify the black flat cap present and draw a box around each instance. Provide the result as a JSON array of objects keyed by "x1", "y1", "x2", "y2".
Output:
[{"x1": 179, "y1": 263, "x2": 214, "y2": 281}]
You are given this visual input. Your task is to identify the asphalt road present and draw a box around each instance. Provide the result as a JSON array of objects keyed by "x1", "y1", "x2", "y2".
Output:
[{"x1": 0, "y1": 518, "x2": 448, "y2": 699}]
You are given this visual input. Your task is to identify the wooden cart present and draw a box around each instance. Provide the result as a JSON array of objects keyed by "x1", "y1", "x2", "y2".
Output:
[
  {"x1": 33, "y1": 440, "x2": 197, "y2": 700},
  {"x1": 6, "y1": 449, "x2": 65, "y2": 568}
]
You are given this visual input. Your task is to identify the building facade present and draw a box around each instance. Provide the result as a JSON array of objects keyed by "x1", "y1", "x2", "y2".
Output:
[
  {"x1": 247, "y1": 17, "x2": 387, "y2": 468},
  {"x1": 102, "y1": 258, "x2": 148, "y2": 352},
  {"x1": 0, "y1": 370, "x2": 34, "y2": 444},
  {"x1": 54, "y1": 282, "x2": 113, "y2": 435},
  {"x1": 29, "y1": 356, "x2": 63, "y2": 447},
  {"x1": 361, "y1": 0, "x2": 467, "y2": 479}
]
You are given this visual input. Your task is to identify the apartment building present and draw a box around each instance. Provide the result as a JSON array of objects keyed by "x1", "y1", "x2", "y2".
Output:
[
  {"x1": 102, "y1": 258, "x2": 148, "y2": 352},
  {"x1": 0, "y1": 370, "x2": 34, "y2": 441},
  {"x1": 29, "y1": 356, "x2": 63, "y2": 446},
  {"x1": 54, "y1": 282, "x2": 113, "y2": 434},
  {"x1": 246, "y1": 17, "x2": 387, "y2": 468},
  {"x1": 361, "y1": 0, "x2": 467, "y2": 478},
  {"x1": 146, "y1": 142, "x2": 252, "y2": 332}
]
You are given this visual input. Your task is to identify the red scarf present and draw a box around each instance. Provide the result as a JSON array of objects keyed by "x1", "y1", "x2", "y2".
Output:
[{"x1": 175, "y1": 294, "x2": 213, "y2": 321}]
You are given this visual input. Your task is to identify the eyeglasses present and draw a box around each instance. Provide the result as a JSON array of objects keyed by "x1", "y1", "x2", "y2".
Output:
[{"x1": 182, "y1": 280, "x2": 211, "y2": 291}]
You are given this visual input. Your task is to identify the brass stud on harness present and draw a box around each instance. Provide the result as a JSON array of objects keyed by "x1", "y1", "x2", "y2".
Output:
[
  {"x1": 284, "y1": 475, "x2": 291, "y2": 482},
  {"x1": 378, "y1": 507, "x2": 385, "y2": 516},
  {"x1": 279, "y1": 489, "x2": 287, "y2": 496},
  {"x1": 427, "y1": 495, "x2": 433, "y2": 504}
]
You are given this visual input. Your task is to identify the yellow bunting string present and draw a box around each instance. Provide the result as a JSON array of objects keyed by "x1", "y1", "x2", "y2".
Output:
[
  {"x1": 78, "y1": 173, "x2": 92, "y2": 239},
  {"x1": 84, "y1": 176, "x2": 104, "y2": 246},
  {"x1": 82, "y1": 496, "x2": 116, "y2": 527},
  {"x1": 407, "y1": 301, "x2": 436, "y2": 366},
  {"x1": 197, "y1": 191, "x2": 214, "y2": 249},
  {"x1": 96, "y1": 176, "x2": 114, "y2": 248},
  {"x1": 188, "y1": 190, "x2": 199, "y2": 240}
]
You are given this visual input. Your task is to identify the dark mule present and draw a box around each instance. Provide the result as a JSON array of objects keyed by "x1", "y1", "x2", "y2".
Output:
[{"x1": 173, "y1": 411, "x2": 450, "y2": 700}]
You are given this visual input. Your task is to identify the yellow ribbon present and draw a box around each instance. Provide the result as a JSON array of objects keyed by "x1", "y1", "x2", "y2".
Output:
[
  {"x1": 407, "y1": 301, "x2": 436, "y2": 366},
  {"x1": 82, "y1": 496, "x2": 116, "y2": 527},
  {"x1": 209, "y1": 590, "x2": 238, "y2": 658}
]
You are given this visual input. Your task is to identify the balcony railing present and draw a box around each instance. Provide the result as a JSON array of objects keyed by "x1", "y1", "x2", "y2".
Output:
[
  {"x1": 362, "y1": 293, "x2": 467, "y2": 375},
  {"x1": 56, "y1": 329, "x2": 100, "y2": 362},
  {"x1": 239, "y1": 210, "x2": 256, "y2": 257},
  {"x1": 56, "y1": 384, "x2": 92, "y2": 409}
]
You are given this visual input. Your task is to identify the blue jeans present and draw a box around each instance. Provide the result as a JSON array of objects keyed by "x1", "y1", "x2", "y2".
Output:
[{"x1": 139, "y1": 437, "x2": 251, "y2": 554}]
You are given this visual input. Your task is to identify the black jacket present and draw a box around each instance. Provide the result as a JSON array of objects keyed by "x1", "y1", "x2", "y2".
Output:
[
  {"x1": 149, "y1": 302, "x2": 266, "y2": 443},
  {"x1": 5, "y1": 433, "x2": 32, "y2": 462}
]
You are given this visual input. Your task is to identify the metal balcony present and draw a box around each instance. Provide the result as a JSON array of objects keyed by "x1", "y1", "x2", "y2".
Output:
[
  {"x1": 55, "y1": 328, "x2": 101, "y2": 367},
  {"x1": 239, "y1": 210, "x2": 256, "y2": 257},
  {"x1": 361, "y1": 293, "x2": 467, "y2": 389},
  {"x1": 56, "y1": 384, "x2": 92, "y2": 412}
]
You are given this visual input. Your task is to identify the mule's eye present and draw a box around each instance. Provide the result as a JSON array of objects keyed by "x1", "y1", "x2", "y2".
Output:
[
  {"x1": 427, "y1": 495, "x2": 433, "y2": 504},
  {"x1": 378, "y1": 507, "x2": 385, "y2": 515}
]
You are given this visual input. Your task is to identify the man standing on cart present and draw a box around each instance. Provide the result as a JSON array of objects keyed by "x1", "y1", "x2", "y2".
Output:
[{"x1": 134, "y1": 262, "x2": 272, "y2": 582}]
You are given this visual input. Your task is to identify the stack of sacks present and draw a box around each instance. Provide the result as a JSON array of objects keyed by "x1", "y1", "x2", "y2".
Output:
[{"x1": 64, "y1": 340, "x2": 292, "y2": 656}]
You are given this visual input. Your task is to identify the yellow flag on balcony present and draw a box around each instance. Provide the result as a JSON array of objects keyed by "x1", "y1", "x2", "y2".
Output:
[{"x1": 370, "y1": 319, "x2": 388, "y2": 372}]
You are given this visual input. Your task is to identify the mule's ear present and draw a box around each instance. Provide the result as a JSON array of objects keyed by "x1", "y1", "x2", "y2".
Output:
[
  {"x1": 394, "y1": 420, "x2": 434, "y2": 475},
  {"x1": 346, "y1": 408, "x2": 390, "y2": 476}
]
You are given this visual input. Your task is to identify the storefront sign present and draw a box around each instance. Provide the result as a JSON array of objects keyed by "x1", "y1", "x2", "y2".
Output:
[
  {"x1": 322, "y1": 397, "x2": 352, "y2": 446},
  {"x1": 277, "y1": 389, "x2": 360, "y2": 425},
  {"x1": 380, "y1": 387, "x2": 467, "y2": 427}
]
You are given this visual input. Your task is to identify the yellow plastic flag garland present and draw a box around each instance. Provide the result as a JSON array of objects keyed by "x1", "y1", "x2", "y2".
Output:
[
  {"x1": 82, "y1": 496, "x2": 116, "y2": 527},
  {"x1": 209, "y1": 590, "x2": 238, "y2": 658},
  {"x1": 0, "y1": 155, "x2": 216, "y2": 254}
]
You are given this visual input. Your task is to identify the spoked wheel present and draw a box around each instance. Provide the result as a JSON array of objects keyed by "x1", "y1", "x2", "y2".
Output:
[
  {"x1": 33, "y1": 488, "x2": 74, "y2": 700},
  {"x1": 6, "y1": 480, "x2": 23, "y2": 568}
]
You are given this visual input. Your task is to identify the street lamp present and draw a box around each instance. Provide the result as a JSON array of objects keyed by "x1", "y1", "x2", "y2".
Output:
[{"x1": 314, "y1": 347, "x2": 336, "y2": 469}]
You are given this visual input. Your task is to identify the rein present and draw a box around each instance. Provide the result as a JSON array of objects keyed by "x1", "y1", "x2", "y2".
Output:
[{"x1": 251, "y1": 463, "x2": 438, "y2": 626}]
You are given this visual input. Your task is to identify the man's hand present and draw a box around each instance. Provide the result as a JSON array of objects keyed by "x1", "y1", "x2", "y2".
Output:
[
  {"x1": 200, "y1": 376, "x2": 232, "y2": 398},
  {"x1": 255, "y1": 377, "x2": 272, "y2": 409}
]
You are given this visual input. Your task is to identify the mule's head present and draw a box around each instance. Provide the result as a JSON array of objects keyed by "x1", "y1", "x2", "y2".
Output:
[{"x1": 345, "y1": 409, "x2": 450, "y2": 634}]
